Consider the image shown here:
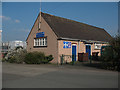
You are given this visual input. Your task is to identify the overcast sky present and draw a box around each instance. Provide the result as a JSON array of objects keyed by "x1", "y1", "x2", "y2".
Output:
[{"x1": 2, "y1": 2, "x2": 118, "y2": 41}]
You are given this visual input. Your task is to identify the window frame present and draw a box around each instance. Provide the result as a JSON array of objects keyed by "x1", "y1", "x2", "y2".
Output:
[{"x1": 33, "y1": 37, "x2": 47, "y2": 48}]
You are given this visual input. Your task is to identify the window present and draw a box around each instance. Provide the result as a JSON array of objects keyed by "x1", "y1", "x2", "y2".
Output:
[
  {"x1": 34, "y1": 37, "x2": 47, "y2": 47},
  {"x1": 94, "y1": 43, "x2": 101, "y2": 49}
]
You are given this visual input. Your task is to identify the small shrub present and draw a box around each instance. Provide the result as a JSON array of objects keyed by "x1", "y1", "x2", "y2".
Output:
[
  {"x1": 24, "y1": 52, "x2": 53, "y2": 64},
  {"x1": 25, "y1": 52, "x2": 44, "y2": 64},
  {"x1": 8, "y1": 56, "x2": 16, "y2": 63},
  {"x1": 7, "y1": 49, "x2": 27, "y2": 64},
  {"x1": 6, "y1": 49, "x2": 53, "y2": 64},
  {"x1": 41, "y1": 59, "x2": 49, "y2": 64},
  {"x1": 2, "y1": 58, "x2": 7, "y2": 62},
  {"x1": 69, "y1": 61, "x2": 75, "y2": 65},
  {"x1": 46, "y1": 55, "x2": 54, "y2": 62}
]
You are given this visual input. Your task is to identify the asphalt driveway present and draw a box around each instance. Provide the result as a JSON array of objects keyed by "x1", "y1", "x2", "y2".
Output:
[{"x1": 2, "y1": 62, "x2": 118, "y2": 88}]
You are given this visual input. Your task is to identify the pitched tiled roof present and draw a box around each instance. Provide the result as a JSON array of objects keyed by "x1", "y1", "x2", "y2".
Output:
[{"x1": 42, "y1": 12, "x2": 112, "y2": 42}]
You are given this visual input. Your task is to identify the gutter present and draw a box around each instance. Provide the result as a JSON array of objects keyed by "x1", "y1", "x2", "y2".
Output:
[{"x1": 58, "y1": 37, "x2": 109, "y2": 44}]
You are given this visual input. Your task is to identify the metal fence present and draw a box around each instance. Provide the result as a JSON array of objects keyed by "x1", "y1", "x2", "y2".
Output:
[
  {"x1": 60, "y1": 54, "x2": 72, "y2": 65},
  {"x1": 60, "y1": 53, "x2": 89, "y2": 65}
]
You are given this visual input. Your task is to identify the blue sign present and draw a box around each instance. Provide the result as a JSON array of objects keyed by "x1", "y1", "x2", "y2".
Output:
[
  {"x1": 36, "y1": 32, "x2": 44, "y2": 38},
  {"x1": 63, "y1": 41, "x2": 71, "y2": 48}
]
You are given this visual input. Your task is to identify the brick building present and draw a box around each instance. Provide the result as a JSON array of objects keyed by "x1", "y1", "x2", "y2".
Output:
[{"x1": 26, "y1": 12, "x2": 112, "y2": 64}]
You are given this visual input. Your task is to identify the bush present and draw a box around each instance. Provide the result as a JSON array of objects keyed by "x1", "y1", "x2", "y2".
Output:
[
  {"x1": 8, "y1": 49, "x2": 27, "y2": 64},
  {"x1": 102, "y1": 46, "x2": 113, "y2": 62},
  {"x1": 8, "y1": 56, "x2": 16, "y2": 63},
  {"x1": 5, "y1": 48, "x2": 54, "y2": 64},
  {"x1": 46, "y1": 55, "x2": 54, "y2": 62},
  {"x1": 24, "y1": 52, "x2": 53, "y2": 64},
  {"x1": 69, "y1": 61, "x2": 75, "y2": 65},
  {"x1": 2, "y1": 58, "x2": 7, "y2": 62},
  {"x1": 101, "y1": 35, "x2": 120, "y2": 71},
  {"x1": 24, "y1": 52, "x2": 45, "y2": 64}
]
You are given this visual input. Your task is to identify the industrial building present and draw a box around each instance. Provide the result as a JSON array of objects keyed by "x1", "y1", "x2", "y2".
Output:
[{"x1": 2, "y1": 40, "x2": 26, "y2": 58}]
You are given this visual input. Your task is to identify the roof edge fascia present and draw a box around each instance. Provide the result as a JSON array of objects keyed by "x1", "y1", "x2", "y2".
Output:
[{"x1": 58, "y1": 37, "x2": 109, "y2": 44}]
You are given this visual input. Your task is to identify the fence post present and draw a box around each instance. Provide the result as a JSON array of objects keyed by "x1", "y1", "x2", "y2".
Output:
[
  {"x1": 90, "y1": 55, "x2": 92, "y2": 64},
  {"x1": 72, "y1": 55, "x2": 75, "y2": 65},
  {"x1": 61, "y1": 54, "x2": 64, "y2": 65}
]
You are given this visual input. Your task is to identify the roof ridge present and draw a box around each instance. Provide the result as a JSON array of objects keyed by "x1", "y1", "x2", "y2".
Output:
[
  {"x1": 27, "y1": 12, "x2": 111, "y2": 42},
  {"x1": 41, "y1": 12, "x2": 104, "y2": 30}
]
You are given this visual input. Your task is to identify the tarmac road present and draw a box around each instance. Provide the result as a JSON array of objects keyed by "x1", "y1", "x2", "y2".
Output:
[{"x1": 2, "y1": 62, "x2": 118, "y2": 88}]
